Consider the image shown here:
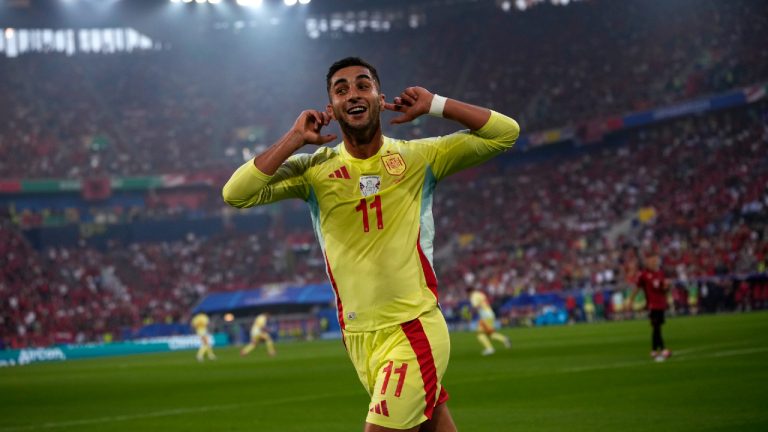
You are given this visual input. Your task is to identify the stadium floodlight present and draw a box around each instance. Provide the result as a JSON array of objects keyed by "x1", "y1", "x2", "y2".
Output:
[
  {"x1": 501, "y1": 0, "x2": 511, "y2": 11},
  {"x1": 4, "y1": 28, "x2": 15, "y2": 39},
  {"x1": 299, "y1": 0, "x2": 311, "y2": 4},
  {"x1": 208, "y1": 0, "x2": 222, "y2": 3},
  {"x1": 284, "y1": 0, "x2": 298, "y2": 6},
  {"x1": 237, "y1": 0, "x2": 263, "y2": 7},
  {"x1": 182, "y1": 0, "x2": 193, "y2": 3},
  {"x1": 169, "y1": 0, "x2": 181, "y2": 3},
  {"x1": 195, "y1": 0, "x2": 206, "y2": 3}
]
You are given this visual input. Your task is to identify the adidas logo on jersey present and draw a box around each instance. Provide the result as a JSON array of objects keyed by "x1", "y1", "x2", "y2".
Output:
[
  {"x1": 368, "y1": 400, "x2": 390, "y2": 417},
  {"x1": 328, "y1": 166, "x2": 351, "y2": 179}
]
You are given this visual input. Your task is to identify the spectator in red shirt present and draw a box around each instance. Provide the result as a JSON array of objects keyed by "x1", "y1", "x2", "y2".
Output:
[{"x1": 628, "y1": 251, "x2": 672, "y2": 362}]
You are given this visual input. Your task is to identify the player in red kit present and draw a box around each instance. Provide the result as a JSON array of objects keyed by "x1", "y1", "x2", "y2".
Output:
[{"x1": 627, "y1": 251, "x2": 672, "y2": 362}]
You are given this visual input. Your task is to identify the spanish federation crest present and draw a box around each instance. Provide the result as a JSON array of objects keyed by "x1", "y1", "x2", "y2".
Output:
[
  {"x1": 381, "y1": 153, "x2": 407, "y2": 176},
  {"x1": 359, "y1": 175, "x2": 381, "y2": 197}
]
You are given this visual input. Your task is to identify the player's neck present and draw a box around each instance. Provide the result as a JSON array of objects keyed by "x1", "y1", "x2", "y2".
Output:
[{"x1": 341, "y1": 127, "x2": 383, "y2": 159}]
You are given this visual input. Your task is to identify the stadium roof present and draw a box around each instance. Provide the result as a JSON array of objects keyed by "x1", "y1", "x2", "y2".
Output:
[{"x1": 0, "y1": 0, "x2": 485, "y2": 28}]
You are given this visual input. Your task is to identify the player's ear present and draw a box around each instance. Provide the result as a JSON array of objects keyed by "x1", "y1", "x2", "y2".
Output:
[
  {"x1": 379, "y1": 93, "x2": 386, "y2": 108},
  {"x1": 326, "y1": 104, "x2": 335, "y2": 120}
]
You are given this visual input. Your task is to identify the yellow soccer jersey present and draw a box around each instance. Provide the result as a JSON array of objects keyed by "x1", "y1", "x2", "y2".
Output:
[
  {"x1": 470, "y1": 291, "x2": 492, "y2": 314},
  {"x1": 223, "y1": 111, "x2": 519, "y2": 332},
  {"x1": 252, "y1": 314, "x2": 268, "y2": 332},
  {"x1": 191, "y1": 313, "x2": 209, "y2": 332},
  {"x1": 470, "y1": 290, "x2": 496, "y2": 321}
]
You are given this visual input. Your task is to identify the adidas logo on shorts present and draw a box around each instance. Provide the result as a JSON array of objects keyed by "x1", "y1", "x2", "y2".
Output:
[{"x1": 369, "y1": 400, "x2": 390, "y2": 417}]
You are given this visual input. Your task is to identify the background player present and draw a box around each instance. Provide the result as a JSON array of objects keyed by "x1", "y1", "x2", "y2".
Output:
[
  {"x1": 223, "y1": 57, "x2": 519, "y2": 431},
  {"x1": 467, "y1": 286, "x2": 511, "y2": 356},
  {"x1": 191, "y1": 312, "x2": 216, "y2": 362},
  {"x1": 627, "y1": 251, "x2": 672, "y2": 362},
  {"x1": 241, "y1": 313, "x2": 276, "y2": 357}
]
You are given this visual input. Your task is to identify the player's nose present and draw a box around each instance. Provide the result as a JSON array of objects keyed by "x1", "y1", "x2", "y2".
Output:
[
  {"x1": 347, "y1": 89, "x2": 360, "y2": 99},
  {"x1": 346, "y1": 94, "x2": 362, "y2": 105}
]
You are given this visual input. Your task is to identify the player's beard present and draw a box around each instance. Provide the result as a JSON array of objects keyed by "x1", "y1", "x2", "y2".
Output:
[{"x1": 335, "y1": 102, "x2": 382, "y2": 145}]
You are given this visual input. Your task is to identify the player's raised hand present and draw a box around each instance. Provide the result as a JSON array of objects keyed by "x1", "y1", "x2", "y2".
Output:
[
  {"x1": 384, "y1": 86, "x2": 433, "y2": 125},
  {"x1": 292, "y1": 110, "x2": 337, "y2": 147}
]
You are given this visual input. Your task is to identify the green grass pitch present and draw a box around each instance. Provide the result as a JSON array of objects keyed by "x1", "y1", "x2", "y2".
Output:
[{"x1": 2, "y1": 312, "x2": 767, "y2": 432}]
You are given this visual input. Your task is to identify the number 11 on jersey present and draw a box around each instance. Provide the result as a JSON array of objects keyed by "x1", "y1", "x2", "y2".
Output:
[{"x1": 355, "y1": 195, "x2": 384, "y2": 232}]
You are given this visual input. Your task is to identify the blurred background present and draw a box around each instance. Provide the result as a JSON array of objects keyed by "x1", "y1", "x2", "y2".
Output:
[{"x1": 0, "y1": 0, "x2": 766, "y2": 353}]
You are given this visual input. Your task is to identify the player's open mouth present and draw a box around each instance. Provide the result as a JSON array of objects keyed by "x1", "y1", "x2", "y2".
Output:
[{"x1": 347, "y1": 106, "x2": 367, "y2": 115}]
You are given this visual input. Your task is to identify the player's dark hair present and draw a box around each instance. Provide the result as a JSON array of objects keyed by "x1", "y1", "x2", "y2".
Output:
[{"x1": 326, "y1": 57, "x2": 381, "y2": 95}]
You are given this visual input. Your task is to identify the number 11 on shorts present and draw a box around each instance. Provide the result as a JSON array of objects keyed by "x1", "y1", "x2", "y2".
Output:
[{"x1": 380, "y1": 361, "x2": 408, "y2": 397}]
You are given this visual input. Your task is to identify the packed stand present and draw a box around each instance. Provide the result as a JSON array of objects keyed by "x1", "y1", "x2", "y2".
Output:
[
  {"x1": 3, "y1": 0, "x2": 768, "y2": 347},
  {"x1": 456, "y1": 0, "x2": 768, "y2": 130},
  {"x1": 0, "y1": 0, "x2": 767, "y2": 179},
  {"x1": 2, "y1": 101, "x2": 767, "y2": 348},
  {"x1": 433, "y1": 103, "x2": 768, "y2": 313},
  {"x1": 0, "y1": 222, "x2": 326, "y2": 349}
]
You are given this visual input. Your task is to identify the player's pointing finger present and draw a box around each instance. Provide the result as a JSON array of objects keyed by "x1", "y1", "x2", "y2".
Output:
[
  {"x1": 404, "y1": 87, "x2": 420, "y2": 100},
  {"x1": 399, "y1": 93, "x2": 417, "y2": 106}
]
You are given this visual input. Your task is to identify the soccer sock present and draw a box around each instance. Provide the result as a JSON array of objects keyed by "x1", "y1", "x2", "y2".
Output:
[
  {"x1": 206, "y1": 347, "x2": 216, "y2": 359},
  {"x1": 196, "y1": 345, "x2": 206, "y2": 360},
  {"x1": 266, "y1": 339, "x2": 275, "y2": 356},
  {"x1": 656, "y1": 327, "x2": 665, "y2": 351},
  {"x1": 477, "y1": 333, "x2": 493, "y2": 351},
  {"x1": 490, "y1": 333, "x2": 510, "y2": 346},
  {"x1": 241, "y1": 343, "x2": 256, "y2": 355},
  {"x1": 652, "y1": 325, "x2": 664, "y2": 351}
]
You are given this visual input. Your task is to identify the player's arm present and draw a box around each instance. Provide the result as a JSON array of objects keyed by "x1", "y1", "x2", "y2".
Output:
[
  {"x1": 384, "y1": 86, "x2": 520, "y2": 180},
  {"x1": 385, "y1": 86, "x2": 495, "y2": 131},
  {"x1": 626, "y1": 276, "x2": 643, "y2": 310},
  {"x1": 469, "y1": 294, "x2": 479, "y2": 309},
  {"x1": 222, "y1": 110, "x2": 337, "y2": 208},
  {"x1": 661, "y1": 277, "x2": 672, "y2": 292},
  {"x1": 626, "y1": 286, "x2": 640, "y2": 306}
]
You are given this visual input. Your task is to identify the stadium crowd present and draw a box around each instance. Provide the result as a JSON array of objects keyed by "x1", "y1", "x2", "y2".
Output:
[
  {"x1": 0, "y1": 0, "x2": 766, "y2": 179},
  {"x1": 2, "y1": 101, "x2": 767, "y2": 348},
  {"x1": 456, "y1": 0, "x2": 768, "y2": 130},
  {"x1": 2, "y1": 0, "x2": 768, "y2": 348},
  {"x1": 434, "y1": 103, "x2": 768, "y2": 305},
  {"x1": 0, "y1": 222, "x2": 327, "y2": 348}
]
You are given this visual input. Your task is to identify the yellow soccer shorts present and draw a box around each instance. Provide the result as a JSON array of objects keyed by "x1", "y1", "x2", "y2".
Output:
[
  {"x1": 196, "y1": 328, "x2": 210, "y2": 344},
  {"x1": 342, "y1": 307, "x2": 451, "y2": 429},
  {"x1": 477, "y1": 309, "x2": 496, "y2": 334}
]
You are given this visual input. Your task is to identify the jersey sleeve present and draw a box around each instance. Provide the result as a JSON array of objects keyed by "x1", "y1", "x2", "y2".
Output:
[
  {"x1": 470, "y1": 292, "x2": 482, "y2": 308},
  {"x1": 222, "y1": 154, "x2": 312, "y2": 208},
  {"x1": 419, "y1": 110, "x2": 520, "y2": 181}
]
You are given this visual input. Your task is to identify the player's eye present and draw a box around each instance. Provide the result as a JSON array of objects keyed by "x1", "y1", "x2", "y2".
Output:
[{"x1": 336, "y1": 87, "x2": 348, "y2": 95}]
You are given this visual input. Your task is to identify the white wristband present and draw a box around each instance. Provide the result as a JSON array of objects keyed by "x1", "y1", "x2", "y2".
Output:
[{"x1": 429, "y1": 94, "x2": 447, "y2": 117}]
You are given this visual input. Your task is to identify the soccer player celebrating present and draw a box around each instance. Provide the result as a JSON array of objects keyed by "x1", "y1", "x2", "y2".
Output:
[
  {"x1": 241, "y1": 313, "x2": 276, "y2": 357},
  {"x1": 223, "y1": 57, "x2": 520, "y2": 432},
  {"x1": 627, "y1": 251, "x2": 672, "y2": 362},
  {"x1": 191, "y1": 312, "x2": 216, "y2": 362},
  {"x1": 467, "y1": 287, "x2": 511, "y2": 356}
]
